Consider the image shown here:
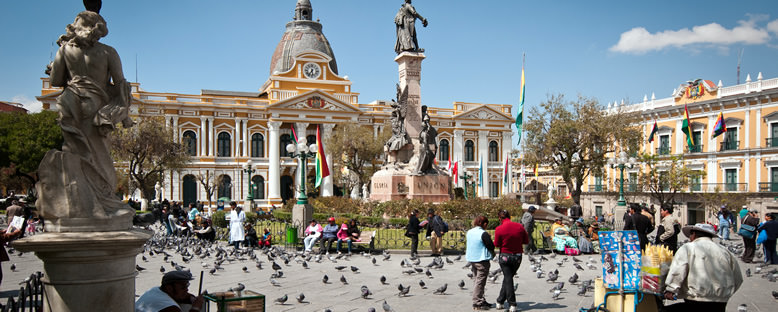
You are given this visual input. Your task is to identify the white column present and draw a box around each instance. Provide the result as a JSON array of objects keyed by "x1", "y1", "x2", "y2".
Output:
[
  {"x1": 268, "y1": 121, "x2": 283, "y2": 202},
  {"x1": 295, "y1": 123, "x2": 309, "y2": 144},
  {"x1": 756, "y1": 156, "x2": 762, "y2": 188},
  {"x1": 172, "y1": 117, "x2": 179, "y2": 143},
  {"x1": 243, "y1": 119, "x2": 249, "y2": 157},
  {"x1": 321, "y1": 123, "x2": 336, "y2": 197},
  {"x1": 675, "y1": 119, "x2": 683, "y2": 153},
  {"x1": 208, "y1": 117, "x2": 215, "y2": 157},
  {"x1": 756, "y1": 109, "x2": 762, "y2": 148},
  {"x1": 234, "y1": 118, "x2": 240, "y2": 158},
  {"x1": 707, "y1": 115, "x2": 716, "y2": 153},
  {"x1": 745, "y1": 110, "x2": 751, "y2": 149},
  {"x1": 453, "y1": 130, "x2": 464, "y2": 187},
  {"x1": 478, "y1": 130, "x2": 489, "y2": 198},
  {"x1": 502, "y1": 131, "x2": 512, "y2": 195},
  {"x1": 744, "y1": 158, "x2": 750, "y2": 191},
  {"x1": 199, "y1": 117, "x2": 207, "y2": 156},
  {"x1": 373, "y1": 124, "x2": 379, "y2": 138}
]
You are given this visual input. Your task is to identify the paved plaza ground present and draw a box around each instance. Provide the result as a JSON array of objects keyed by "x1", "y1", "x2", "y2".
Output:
[{"x1": 0, "y1": 227, "x2": 777, "y2": 311}]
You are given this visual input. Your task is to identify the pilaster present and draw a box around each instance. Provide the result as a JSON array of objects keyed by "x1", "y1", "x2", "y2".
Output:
[
  {"x1": 268, "y1": 121, "x2": 283, "y2": 201},
  {"x1": 478, "y1": 130, "x2": 489, "y2": 198}
]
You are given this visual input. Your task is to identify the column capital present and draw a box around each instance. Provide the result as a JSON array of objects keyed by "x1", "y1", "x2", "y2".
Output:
[
  {"x1": 478, "y1": 130, "x2": 489, "y2": 138},
  {"x1": 453, "y1": 130, "x2": 465, "y2": 137},
  {"x1": 321, "y1": 123, "x2": 336, "y2": 135},
  {"x1": 268, "y1": 121, "x2": 283, "y2": 130},
  {"x1": 502, "y1": 131, "x2": 512, "y2": 139},
  {"x1": 295, "y1": 123, "x2": 310, "y2": 137}
]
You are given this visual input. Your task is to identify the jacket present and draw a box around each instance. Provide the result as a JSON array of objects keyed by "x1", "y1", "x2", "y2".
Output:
[
  {"x1": 665, "y1": 237, "x2": 743, "y2": 302},
  {"x1": 406, "y1": 215, "x2": 420, "y2": 235},
  {"x1": 494, "y1": 218, "x2": 529, "y2": 254},
  {"x1": 426, "y1": 215, "x2": 445, "y2": 237},
  {"x1": 758, "y1": 219, "x2": 778, "y2": 240},
  {"x1": 322, "y1": 224, "x2": 339, "y2": 239},
  {"x1": 520, "y1": 211, "x2": 535, "y2": 234},
  {"x1": 465, "y1": 226, "x2": 494, "y2": 262}
]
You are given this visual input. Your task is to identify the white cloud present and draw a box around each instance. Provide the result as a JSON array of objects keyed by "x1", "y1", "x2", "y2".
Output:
[
  {"x1": 11, "y1": 95, "x2": 43, "y2": 113},
  {"x1": 611, "y1": 18, "x2": 775, "y2": 54}
]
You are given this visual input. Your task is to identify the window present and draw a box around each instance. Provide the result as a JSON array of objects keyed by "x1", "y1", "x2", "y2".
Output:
[
  {"x1": 722, "y1": 127, "x2": 738, "y2": 151},
  {"x1": 690, "y1": 131, "x2": 702, "y2": 153},
  {"x1": 183, "y1": 131, "x2": 197, "y2": 156},
  {"x1": 595, "y1": 205, "x2": 603, "y2": 219},
  {"x1": 251, "y1": 133, "x2": 264, "y2": 158},
  {"x1": 217, "y1": 132, "x2": 231, "y2": 157},
  {"x1": 280, "y1": 134, "x2": 293, "y2": 157},
  {"x1": 691, "y1": 173, "x2": 701, "y2": 192},
  {"x1": 770, "y1": 123, "x2": 778, "y2": 147},
  {"x1": 628, "y1": 172, "x2": 638, "y2": 192},
  {"x1": 217, "y1": 175, "x2": 231, "y2": 199},
  {"x1": 771, "y1": 167, "x2": 778, "y2": 192},
  {"x1": 725, "y1": 169, "x2": 737, "y2": 191},
  {"x1": 252, "y1": 175, "x2": 265, "y2": 199},
  {"x1": 438, "y1": 139, "x2": 450, "y2": 161},
  {"x1": 488, "y1": 141, "x2": 499, "y2": 161},
  {"x1": 594, "y1": 175, "x2": 603, "y2": 192},
  {"x1": 658, "y1": 135, "x2": 670, "y2": 155},
  {"x1": 307, "y1": 134, "x2": 316, "y2": 146},
  {"x1": 465, "y1": 140, "x2": 475, "y2": 161},
  {"x1": 490, "y1": 182, "x2": 499, "y2": 198}
]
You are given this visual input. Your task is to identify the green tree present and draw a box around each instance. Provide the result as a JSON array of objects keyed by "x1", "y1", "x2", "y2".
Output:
[
  {"x1": 697, "y1": 190, "x2": 746, "y2": 220},
  {"x1": 325, "y1": 123, "x2": 390, "y2": 195},
  {"x1": 638, "y1": 154, "x2": 706, "y2": 206},
  {"x1": 523, "y1": 94, "x2": 643, "y2": 205},
  {"x1": 111, "y1": 116, "x2": 190, "y2": 202},
  {"x1": 0, "y1": 110, "x2": 63, "y2": 191}
]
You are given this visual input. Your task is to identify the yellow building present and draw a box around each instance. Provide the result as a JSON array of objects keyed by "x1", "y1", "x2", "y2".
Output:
[
  {"x1": 581, "y1": 74, "x2": 778, "y2": 224},
  {"x1": 37, "y1": 0, "x2": 515, "y2": 209}
]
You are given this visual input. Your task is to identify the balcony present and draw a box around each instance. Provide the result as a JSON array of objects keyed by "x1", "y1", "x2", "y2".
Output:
[
  {"x1": 766, "y1": 138, "x2": 778, "y2": 148},
  {"x1": 588, "y1": 185, "x2": 608, "y2": 192},
  {"x1": 694, "y1": 183, "x2": 748, "y2": 192},
  {"x1": 719, "y1": 140, "x2": 739, "y2": 151},
  {"x1": 655, "y1": 146, "x2": 671, "y2": 155},
  {"x1": 686, "y1": 144, "x2": 703, "y2": 153},
  {"x1": 759, "y1": 182, "x2": 778, "y2": 192}
]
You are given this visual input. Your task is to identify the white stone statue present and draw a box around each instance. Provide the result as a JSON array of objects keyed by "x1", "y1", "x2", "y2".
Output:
[
  {"x1": 362, "y1": 183, "x2": 370, "y2": 200},
  {"x1": 154, "y1": 182, "x2": 162, "y2": 202}
]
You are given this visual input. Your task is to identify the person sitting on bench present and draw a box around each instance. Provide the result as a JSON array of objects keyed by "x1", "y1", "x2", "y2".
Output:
[{"x1": 319, "y1": 217, "x2": 339, "y2": 254}]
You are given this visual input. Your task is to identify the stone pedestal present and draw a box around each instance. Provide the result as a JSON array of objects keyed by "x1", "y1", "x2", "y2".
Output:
[
  {"x1": 12, "y1": 230, "x2": 151, "y2": 312},
  {"x1": 545, "y1": 199, "x2": 558, "y2": 212},
  {"x1": 292, "y1": 203, "x2": 313, "y2": 237},
  {"x1": 395, "y1": 52, "x2": 425, "y2": 140},
  {"x1": 371, "y1": 173, "x2": 451, "y2": 203}
]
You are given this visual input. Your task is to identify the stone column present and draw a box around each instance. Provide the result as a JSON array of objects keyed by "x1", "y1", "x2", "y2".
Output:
[
  {"x1": 208, "y1": 117, "x2": 215, "y2": 157},
  {"x1": 395, "y1": 52, "x2": 425, "y2": 140},
  {"x1": 235, "y1": 118, "x2": 241, "y2": 158},
  {"x1": 707, "y1": 115, "x2": 716, "y2": 153},
  {"x1": 243, "y1": 119, "x2": 249, "y2": 157},
  {"x1": 199, "y1": 117, "x2": 207, "y2": 156},
  {"x1": 453, "y1": 130, "x2": 464, "y2": 187},
  {"x1": 320, "y1": 124, "x2": 335, "y2": 197},
  {"x1": 172, "y1": 116, "x2": 179, "y2": 143},
  {"x1": 295, "y1": 123, "x2": 309, "y2": 145},
  {"x1": 268, "y1": 121, "x2": 283, "y2": 202},
  {"x1": 502, "y1": 131, "x2": 512, "y2": 195},
  {"x1": 478, "y1": 130, "x2": 490, "y2": 198},
  {"x1": 373, "y1": 124, "x2": 380, "y2": 138}
]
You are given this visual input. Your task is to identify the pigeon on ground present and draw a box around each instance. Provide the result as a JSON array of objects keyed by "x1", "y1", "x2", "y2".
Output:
[
  {"x1": 569, "y1": 273, "x2": 579, "y2": 284},
  {"x1": 772, "y1": 290, "x2": 778, "y2": 299},
  {"x1": 425, "y1": 269, "x2": 433, "y2": 278},
  {"x1": 458, "y1": 280, "x2": 465, "y2": 289},
  {"x1": 419, "y1": 280, "x2": 426, "y2": 289},
  {"x1": 574, "y1": 263, "x2": 585, "y2": 271},
  {"x1": 208, "y1": 268, "x2": 216, "y2": 275},
  {"x1": 397, "y1": 283, "x2": 410, "y2": 297},
  {"x1": 549, "y1": 282, "x2": 564, "y2": 292},
  {"x1": 433, "y1": 283, "x2": 447, "y2": 295},
  {"x1": 351, "y1": 266, "x2": 360, "y2": 273},
  {"x1": 536, "y1": 271, "x2": 544, "y2": 279},
  {"x1": 296, "y1": 293, "x2": 305, "y2": 303},
  {"x1": 340, "y1": 275, "x2": 348, "y2": 285},
  {"x1": 577, "y1": 285, "x2": 587, "y2": 296},
  {"x1": 272, "y1": 261, "x2": 282, "y2": 271},
  {"x1": 383, "y1": 300, "x2": 392, "y2": 312},
  {"x1": 368, "y1": 308, "x2": 376, "y2": 312},
  {"x1": 322, "y1": 274, "x2": 329, "y2": 284},
  {"x1": 372, "y1": 257, "x2": 377, "y2": 265},
  {"x1": 142, "y1": 255, "x2": 148, "y2": 262},
  {"x1": 552, "y1": 289, "x2": 561, "y2": 300},
  {"x1": 270, "y1": 278, "x2": 281, "y2": 287},
  {"x1": 274, "y1": 294, "x2": 287, "y2": 304},
  {"x1": 136, "y1": 265, "x2": 146, "y2": 272},
  {"x1": 242, "y1": 266, "x2": 248, "y2": 273},
  {"x1": 361, "y1": 285, "x2": 372, "y2": 299},
  {"x1": 335, "y1": 265, "x2": 347, "y2": 271},
  {"x1": 745, "y1": 268, "x2": 751, "y2": 277}
]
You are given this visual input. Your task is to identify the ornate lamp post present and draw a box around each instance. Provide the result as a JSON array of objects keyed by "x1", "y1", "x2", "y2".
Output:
[
  {"x1": 286, "y1": 141, "x2": 317, "y2": 205},
  {"x1": 242, "y1": 159, "x2": 255, "y2": 208},
  {"x1": 459, "y1": 170, "x2": 474, "y2": 199},
  {"x1": 608, "y1": 151, "x2": 636, "y2": 219}
]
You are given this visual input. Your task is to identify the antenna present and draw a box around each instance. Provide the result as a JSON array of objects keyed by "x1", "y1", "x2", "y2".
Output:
[
  {"x1": 135, "y1": 54, "x2": 138, "y2": 83},
  {"x1": 737, "y1": 48, "x2": 744, "y2": 84}
]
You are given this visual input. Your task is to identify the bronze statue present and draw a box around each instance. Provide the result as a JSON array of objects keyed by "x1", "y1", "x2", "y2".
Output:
[
  {"x1": 385, "y1": 84, "x2": 411, "y2": 164},
  {"x1": 394, "y1": 0, "x2": 428, "y2": 54},
  {"x1": 415, "y1": 106, "x2": 438, "y2": 174}
]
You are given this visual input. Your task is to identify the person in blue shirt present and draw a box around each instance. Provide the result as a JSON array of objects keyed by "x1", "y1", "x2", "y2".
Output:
[
  {"x1": 466, "y1": 215, "x2": 495, "y2": 310},
  {"x1": 319, "y1": 217, "x2": 339, "y2": 254},
  {"x1": 717, "y1": 206, "x2": 735, "y2": 240},
  {"x1": 187, "y1": 203, "x2": 199, "y2": 221}
]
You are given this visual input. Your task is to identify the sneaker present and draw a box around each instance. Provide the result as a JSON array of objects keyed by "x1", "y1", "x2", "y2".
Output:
[
  {"x1": 473, "y1": 303, "x2": 492, "y2": 310},
  {"x1": 508, "y1": 306, "x2": 518, "y2": 312},
  {"x1": 496, "y1": 303, "x2": 504, "y2": 309}
]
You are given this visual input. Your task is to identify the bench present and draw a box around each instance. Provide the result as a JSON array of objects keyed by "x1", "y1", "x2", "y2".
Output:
[{"x1": 352, "y1": 231, "x2": 376, "y2": 253}]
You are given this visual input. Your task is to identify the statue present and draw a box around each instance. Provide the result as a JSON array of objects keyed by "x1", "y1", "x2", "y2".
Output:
[
  {"x1": 37, "y1": 10, "x2": 135, "y2": 231},
  {"x1": 415, "y1": 106, "x2": 438, "y2": 174},
  {"x1": 384, "y1": 84, "x2": 411, "y2": 164},
  {"x1": 362, "y1": 183, "x2": 370, "y2": 200},
  {"x1": 547, "y1": 182, "x2": 555, "y2": 198},
  {"x1": 394, "y1": 0, "x2": 428, "y2": 54}
]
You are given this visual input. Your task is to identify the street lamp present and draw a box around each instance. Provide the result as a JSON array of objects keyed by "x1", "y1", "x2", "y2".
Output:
[
  {"x1": 286, "y1": 141, "x2": 317, "y2": 205},
  {"x1": 242, "y1": 159, "x2": 255, "y2": 204},
  {"x1": 607, "y1": 151, "x2": 636, "y2": 208},
  {"x1": 459, "y1": 170, "x2": 474, "y2": 199}
]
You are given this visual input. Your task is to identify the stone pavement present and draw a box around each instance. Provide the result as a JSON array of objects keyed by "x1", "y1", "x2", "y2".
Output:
[{"x1": 0, "y1": 230, "x2": 776, "y2": 311}]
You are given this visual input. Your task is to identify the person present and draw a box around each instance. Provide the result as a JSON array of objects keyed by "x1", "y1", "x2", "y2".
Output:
[
  {"x1": 337, "y1": 219, "x2": 361, "y2": 255},
  {"x1": 405, "y1": 209, "x2": 421, "y2": 257},
  {"x1": 493, "y1": 210, "x2": 528, "y2": 312},
  {"x1": 425, "y1": 209, "x2": 447, "y2": 256},
  {"x1": 187, "y1": 203, "x2": 199, "y2": 221},
  {"x1": 5, "y1": 199, "x2": 23, "y2": 222},
  {"x1": 258, "y1": 228, "x2": 272, "y2": 248},
  {"x1": 243, "y1": 223, "x2": 258, "y2": 248},
  {"x1": 303, "y1": 219, "x2": 323, "y2": 253},
  {"x1": 588, "y1": 222, "x2": 601, "y2": 253},
  {"x1": 569, "y1": 204, "x2": 583, "y2": 220},
  {"x1": 319, "y1": 217, "x2": 339, "y2": 254},
  {"x1": 655, "y1": 203, "x2": 680, "y2": 253},
  {"x1": 663, "y1": 223, "x2": 742, "y2": 312},
  {"x1": 757, "y1": 213, "x2": 778, "y2": 264},
  {"x1": 551, "y1": 219, "x2": 576, "y2": 253},
  {"x1": 162, "y1": 207, "x2": 173, "y2": 235},
  {"x1": 740, "y1": 210, "x2": 759, "y2": 263},
  {"x1": 0, "y1": 227, "x2": 22, "y2": 288},
  {"x1": 717, "y1": 206, "x2": 734, "y2": 240},
  {"x1": 466, "y1": 216, "x2": 494, "y2": 311},
  {"x1": 520, "y1": 206, "x2": 537, "y2": 254},
  {"x1": 738, "y1": 205, "x2": 749, "y2": 232},
  {"x1": 394, "y1": 0, "x2": 428, "y2": 54},
  {"x1": 624, "y1": 203, "x2": 652, "y2": 251},
  {"x1": 641, "y1": 206, "x2": 655, "y2": 229},
  {"x1": 135, "y1": 270, "x2": 204, "y2": 312},
  {"x1": 193, "y1": 217, "x2": 214, "y2": 242},
  {"x1": 228, "y1": 202, "x2": 245, "y2": 249},
  {"x1": 550, "y1": 218, "x2": 568, "y2": 236}
]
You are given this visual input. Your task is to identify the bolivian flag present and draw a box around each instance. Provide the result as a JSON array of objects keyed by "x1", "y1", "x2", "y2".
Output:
[
  {"x1": 681, "y1": 104, "x2": 694, "y2": 149},
  {"x1": 315, "y1": 126, "x2": 330, "y2": 187}
]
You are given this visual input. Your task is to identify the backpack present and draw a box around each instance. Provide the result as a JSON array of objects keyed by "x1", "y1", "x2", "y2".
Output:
[
  {"x1": 442, "y1": 220, "x2": 449, "y2": 233},
  {"x1": 434, "y1": 216, "x2": 449, "y2": 234}
]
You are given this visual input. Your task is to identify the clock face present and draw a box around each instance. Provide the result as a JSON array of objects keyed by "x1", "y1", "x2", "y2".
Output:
[{"x1": 303, "y1": 63, "x2": 321, "y2": 79}]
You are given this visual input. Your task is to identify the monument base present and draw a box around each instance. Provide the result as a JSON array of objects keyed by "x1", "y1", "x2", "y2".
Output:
[
  {"x1": 292, "y1": 203, "x2": 313, "y2": 237},
  {"x1": 370, "y1": 172, "x2": 451, "y2": 203},
  {"x1": 12, "y1": 230, "x2": 151, "y2": 312}
]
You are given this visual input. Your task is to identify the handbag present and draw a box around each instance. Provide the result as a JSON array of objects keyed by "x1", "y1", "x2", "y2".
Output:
[
  {"x1": 757, "y1": 229, "x2": 768, "y2": 245},
  {"x1": 738, "y1": 226, "x2": 755, "y2": 239}
]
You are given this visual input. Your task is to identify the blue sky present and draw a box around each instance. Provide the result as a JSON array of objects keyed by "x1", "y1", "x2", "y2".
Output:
[{"x1": 2, "y1": 0, "x2": 777, "y2": 119}]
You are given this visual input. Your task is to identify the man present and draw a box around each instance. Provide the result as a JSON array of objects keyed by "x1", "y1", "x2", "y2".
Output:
[
  {"x1": 406, "y1": 209, "x2": 421, "y2": 257},
  {"x1": 394, "y1": 0, "x2": 428, "y2": 54},
  {"x1": 569, "y1": 204, "x2": 583, "y2": 220},
  {"x1": 717, "y1": 206, "x2": 734, "y2": 240},
  {"x1": 757, "y1": 213, "x2": 778, "y2": 264},
  {"x1": 228, "y1": 202, "x2": 245, "y2": 249},
  {"x1": 5, "y1": 199, "x2": 23, "y2": 222},
  {"x1": 740, "y1": 210, "x2": 759, "y2": 263},
  {"x1": 425, "y1": 209, "x2": 446, "y2": 256},
  {"x1": 663, "y1": 223, "x2": 742, "y2": 312},
  {"x1": 466, "y1": 216, "x2": 494, "y2": 311},
  {"x1": 319, "y1": 217, "x2": 339, "y2": 254},
  {"x1": 493, "y1": 210, "x2": 529, "y2": 312},
  {"x1": 623, "y1": 203, "x2": 651, "y2": 251},
  {"x1": 641, "y1": 206, "x2": 655, "y2": 228},
  {"x1": 136, "y1": 271, "x2": 204, "y2": 312},
  {"x1": 655, "y1": 203, "x2": 680, "y2": 253},
  {"x1": 520, "y1": 206, "x2": 537, "y2": 254}
]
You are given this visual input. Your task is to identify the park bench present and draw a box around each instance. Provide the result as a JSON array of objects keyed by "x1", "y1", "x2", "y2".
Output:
[{"x1": 352, "y1": 230, "x2": 376, "y2": 253}]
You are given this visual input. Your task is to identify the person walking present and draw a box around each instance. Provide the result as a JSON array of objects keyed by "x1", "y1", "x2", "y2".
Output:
[
  {"x1": 655, "y1": 203, "x2": 680, "y2": 253},
  {"x1": 228, "y1": 202, "x2": 245, "y2": 249},
  {"x1": 520, "y1": 206, "x2": 537, "y2": 254},
  {"x1": 405, "y1": 209, "x2": 421, "y2": 257},
  {"x1": 493, "y1": 210, "x2": 529, "y2": 312},
  {"x1": 466, "y1": 216, "x2": 494, "y2": 311},
  {"x1": 740, "y1": 210, "x2": 759, "y2": 263},
  {"x1": 425, "y1": 209, "x2": 447, "y2": 256},
  {"x1": 624, "y1": 203, "x2": 652, "y2": 251},
  {"x1": 757, "y1": 213, "x2": 778, "y2": 264},
  {"x1": 663, "y1": 223, "x2": 742, "y2": 312},
  {"x1": 717, "y1": 206, "x2": 734, "y2": 240}
]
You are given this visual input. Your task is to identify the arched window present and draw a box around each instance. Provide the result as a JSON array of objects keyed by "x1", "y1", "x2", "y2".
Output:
[
  {"x1": 489, "y1": 141, "x2": 499, "y2": 161},
  {"x1": 252, "y1": 175, "x2": 265, "y2": 199},
  {"x1": 217, "y1": 132, "x2": 231, "y2": 157},
  {"x1": 307, "y1": 134, "x2": 316, "y2": 146},
  {"x1": 280, "y1": 134, "x2": 293, "y2": 157},
  {"x1": 251, "y1": 133, "x2": 264, "y2": 158},
  {"x1": 438, "y1": 139, "x2": 450, "y2": 161},
  {"x1": 217, "y1": 174, "x2": 232, "y2": 199},
  {"x1": 183, "y1": 131, "x2": 197, "y2": 156},
  {"x1": 465, "y1": 140, "x2": 475, "y2": 161}
]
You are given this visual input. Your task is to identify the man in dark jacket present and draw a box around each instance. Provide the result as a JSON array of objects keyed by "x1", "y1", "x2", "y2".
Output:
[
  {"x1": 425, "y1": 209, "x2": 446, "y2": 256},
  {"x1": 569, "y1": 204, "x2": 583, "y2": 220},
  {"x1": 624, "y1": 203, "x2": 652, "y2": 250},
  {"x1": 758, "y1": 213, "x2": 778, "y2": 264},
  {"x1": 406, "y1": 209, "x2": 421, "y2": 257}
]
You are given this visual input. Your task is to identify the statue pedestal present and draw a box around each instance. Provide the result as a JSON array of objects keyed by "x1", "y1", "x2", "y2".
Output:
[
  {"x1": 370, "y1": 172, "x2": 450, "y2": 203},
  {"x1": 12, "y1": 230, "x2": 151, "y2": 312},
  {"x1": 292, "y1": 203, "x2": 313, "y2": 237},
  {"x1": 395, "y1": 52, "x2": 425, "y2": 139},
  {"x1": 545, "y1": 199, "x2": 557, "y2": 211}
]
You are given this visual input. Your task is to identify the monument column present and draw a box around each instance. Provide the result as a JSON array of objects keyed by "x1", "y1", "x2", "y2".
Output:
[
  {"x1": 453, "y1": 130, "x2": 464, "y2": 187},
  {"x1": 321, "y1": 123, "x2": 335, "y2": 197},
  {"x1": 268, "y1": 121, "x2": 283, "y2": 202},
  {"x1": 502, "y1": 131, "x2": 512, "y2": 195},
  {"x1": 478, "y1": 130, "x2": 490, "y2": 198},
  {"x1": 395, "y1": 52, "x2": 426, "y2": 140}
]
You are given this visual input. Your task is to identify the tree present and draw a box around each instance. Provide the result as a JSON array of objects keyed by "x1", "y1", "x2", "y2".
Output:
[
  {"x1": 523, "y1": 94, "x2": 643, "y2": 205},
  {"x1": 638, "y1": 154, "x2": 705, "y2": 206},
  {"x1": 111, "y1": 116, "x2": 190, "y2": 202},
  {"x1": 0, "y1": 111, "x2": 63, "y2": 192},
  {"x1": 325, "y1": 123, "x2": 391, "y2": 194},
  {"x1": 197, "y1": 170, "x2": 217, "y2": 208},
  {"x1": 698, "y1": 190, "x2": 746, "y2": 222}
]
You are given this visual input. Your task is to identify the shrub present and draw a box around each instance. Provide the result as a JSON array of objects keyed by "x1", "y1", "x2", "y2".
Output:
[{"x1": 211, "y1": 210, "x2": 227, "y2": 228}]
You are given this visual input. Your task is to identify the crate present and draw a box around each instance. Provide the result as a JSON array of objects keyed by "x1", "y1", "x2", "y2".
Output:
[{"x1": 204, "y1": 290, "x2": 265, "y2": 312}]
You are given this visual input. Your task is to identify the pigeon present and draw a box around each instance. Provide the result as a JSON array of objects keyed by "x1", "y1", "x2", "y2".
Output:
[
  {"x1": 433, "y1": 283, "x2": 447, "y2": 295},
  {"x1": 208, "y1": 268, "x2": 216, "y2": 275},
  {"x1": 335, "y1": 265, "x2": 347, "y2": 271},
  {"x1": 547, "y1": 271, "x2": 558, "y2": 282},
  {"x1": 574, "y1": 263, "x2": 585, "y2": 271},
  {"x1": 550, "y1": 282, "x2": 564, "y2": 292},
  {"x1": 446, "y1": 257, "x2": 454, "y2": 264},
  {"x1": 368, "y1": 308, "x2": 376, "y2": 312},
  {"x1": 380, "y1": 275, "x2": 387, "y2": 284},
  {"x1": 382, "y1": 300, "x2": 392, "y2": 312},
  {"x1": 340, "y1": 275, "x2": 348, "y2": 285},
  {"x1": 322, "y1": 274, "x2": 329, "y2": 284},
  {"x1": 361, "y1": 285, "x2": 372, "y2": 299},
  {"x1": 274, "y1": 294, "x2": 288, "y2": 304},
  {"x1": 372, "y1": 257, "x2": 377, "y2": 265},
  {"x1": 569, "y1": 273, "x2": 579, "y2": 284},
  {"x1": 351, "y1": 266, "x2": 360, "y2": 273},
  {"x1": 397, "y1": 283, "x2": 410, "y2": 297},
  {"x1": 136, "y1": 265, "x2": 146, "y2": 272},
  {"x1": 425, "y1": 269, "x2": 432, "y2": 278},
  {"x1": 302, "y1": 261, "x2": 308, "y2": 269},
  {"x1": 458, "y1": 280, "x2": 465, "y2": 289},
  {"x1": 745, "y1": 268, "x2": 751, "y2": 277},
  {"x1": 229, "y1": 283, "x2": 245, "y2": 293},
  {"x1": 577, "y1": 285, "x2": 587, "y2": 296},
  {"x1": 142, "y1": 255, "x2": 148, "y2": 262},
  {"x1": 552, "y1": 289, "x2": 562, "y2": 300},
  {"x1": 772, "y1": 290, "x2": 778, "y2": 299},
  {"x1": 536, "y1": 271, "x2": 544, "y2": 279},
  {"x1": 419, "y1": 280, "x2": 426, "y2": 289},
  {"x1": 296, "y1": 293, "x2": 305, "y2": 303},
  {"x1": 272, "y1": 261, "x2": 282, "y2": 271},
  {"x1": 270, "y1": 278, "x2": 281, "y2": 287},
  {"x1": 242, "y1": 266, "x2": 248, "y2": 273}
]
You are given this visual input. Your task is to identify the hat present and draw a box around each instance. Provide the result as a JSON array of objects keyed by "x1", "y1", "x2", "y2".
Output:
[
  {"x1": 161, "y1": 270, "x2": 194, "y2": 285},
  {"x1": 328, "y1": 217, "x2": 335, "y2": 222},
  {"x1": 527, "y1": 206, "x2": 537, "y2": 212},
  {"x1": 681, "y1": 223, "x2": 718, "y2": 238},
  {"x1": 309, "y1": 219, "x2": 316, "y2": 223},
  {"x1": 576, "y1": 217, "x2": 585, "y2": 224},
  {"x1": 742, "y1": 205, "x2": 748, "y2": 209}
]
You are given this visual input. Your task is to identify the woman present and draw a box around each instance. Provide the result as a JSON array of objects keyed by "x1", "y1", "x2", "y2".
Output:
[
  {"x1": 741, "y1": 210, "x2": 759, "y2": 263},
  {"x1": 717, "y1": 206, "x2": 733, "y2": 240},
  {"x1": 337, "y1": 219, "x2": 361, "y2": 255},
  {"x1": 405, "y1": 209, "x2": 421, "y2": 257},
  {"x1": 551, "y1": 220, "x2": 577, "y2": 253},
  {"x1": 758, "y1": 213, "x2": 778, "y2": 264},
  {"x1": 466, "y1": 216, "x2": 494, "y2": 310},
  {"x1": 259, "y1": 229, "x2": 272, "y2": 248},
  {"x1": 228, "y1": 202, "x2": 245, "y2": 249},
  {"x1": 303, "y1": 220, "x2": 323, "y2": 253}
]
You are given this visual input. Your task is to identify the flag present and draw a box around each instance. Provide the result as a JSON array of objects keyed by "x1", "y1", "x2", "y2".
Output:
[
  {"x1": 503, "y1": 156, "x2": 510, "y2": 185},
  {"x1": 681, "y1": 104, "x2": 694, "y2": 149},
  {"x1": 534, "y1": 163, "x2": 539, "y2": 180},
  {"x1": 290, "y1": 124, "x2": 299, "y2": 143},
  {"x1": 478, "y1": 159, "x2": 483, "y2": 188},
  {"x1": 515, "y1": 64, "x2": 525, "y2": 144},
  {"x1": 315, "y1": 126, "x2": 330, "y2": 187},
  {"x1": 648, "y1": 120, "x2": 658, "y2": 143},
  {"x1": 446, "y1": 154, "x2": 452, "y2": 173},
  {"x1": 712, "y1": 112, "x2": 727, "y2": 138},
  {"x1": 452, "y1": 161, "x2": 459, "y2": 183}
]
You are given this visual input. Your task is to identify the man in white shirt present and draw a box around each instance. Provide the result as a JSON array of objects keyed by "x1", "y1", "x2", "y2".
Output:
[
  {"x1": 136, "y1": 271, "x2": 204, "y2": 312},
  {"x1": 663, "y1": 223, "x2": 742, "y2": 312}
]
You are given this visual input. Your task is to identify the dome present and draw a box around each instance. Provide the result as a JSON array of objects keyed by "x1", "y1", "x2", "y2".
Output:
[{"x1": 269, "y1": 0, "x2": 338, "y2": 76}]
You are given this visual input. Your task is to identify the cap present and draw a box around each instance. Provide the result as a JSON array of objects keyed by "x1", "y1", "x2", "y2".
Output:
[
  {"x1": 161, "y1": 270, "x2": 194, "y2": 285},
  {"x1": 527, "y1": 206, "x2": 537, "y2": 212},
  {"x1": 682, "y1": 223, "x2": 718, "y2": 238},
  {"x1": 328, "y1": 217, "x2": 335, "y2": 222},
  {"x1": 742, "y1": 205, "x2": 748, "y2": 209}
]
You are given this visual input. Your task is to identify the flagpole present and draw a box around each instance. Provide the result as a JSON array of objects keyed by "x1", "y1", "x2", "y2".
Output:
[{"x1": 519, "y1": 53, "x2": 526, "y2": 203}]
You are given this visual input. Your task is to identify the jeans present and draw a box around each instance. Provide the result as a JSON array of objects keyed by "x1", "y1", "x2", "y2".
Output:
[
  {"x1": 303, "y1": 235, "x2": 319, "y2": 251},
  {"x1": 319, "y1": 237, "x2": 336, "y2": 254},
  {"x1": 496, "y1": 253, "x2": 522, "y2": 307},
  {"x1": 470, "y1": 260, "x2": 490, "y2": 306},
  {"x1": 764, "y1": 239, "x2": 778, "y2": 264},
  {"x1": 718, "y1": 224, "x2": 730, "y2": 240},
  {"x1": 336, "y1": 239, "x2": 353, "y2": 253}
]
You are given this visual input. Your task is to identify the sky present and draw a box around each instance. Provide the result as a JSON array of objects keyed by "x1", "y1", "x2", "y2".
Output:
[{"x1": 2, "y1": 0, "x2": 778, "y2": 122}]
